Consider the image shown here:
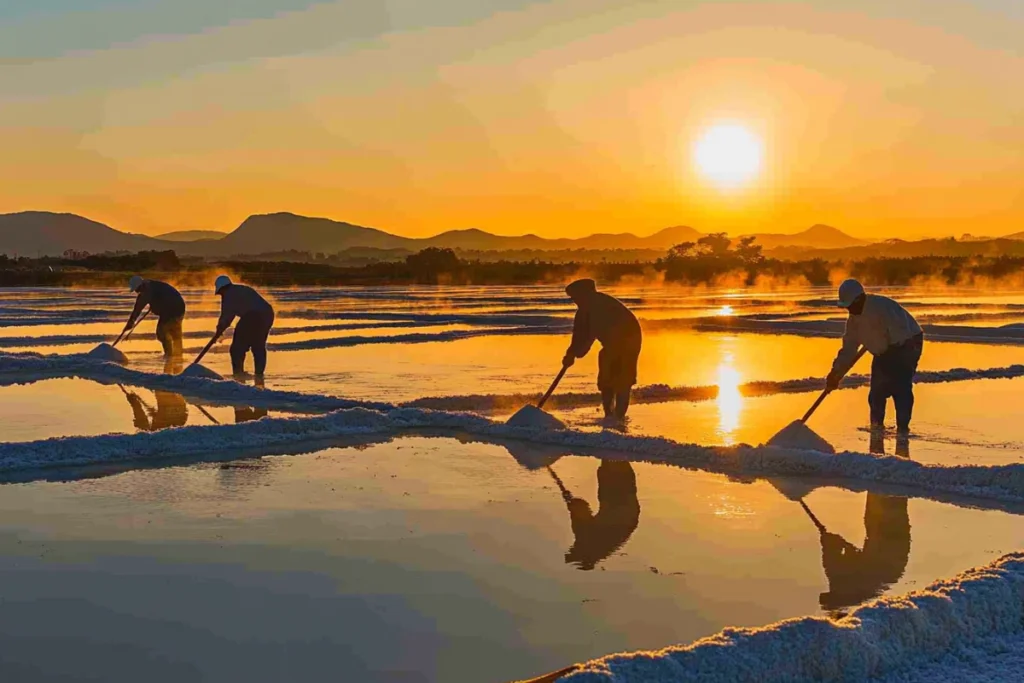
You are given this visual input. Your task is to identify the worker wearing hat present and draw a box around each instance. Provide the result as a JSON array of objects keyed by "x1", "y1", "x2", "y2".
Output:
[
  {"x1": 563, "y1": 279, "x2": 642, "y2": 420},
  {"x1": 213, "y1": 275, "x2": 275, "y2": 377},
  {"x1": 124, "y1": 276, "x2": 186, "y2": 357},
  {"x1": 826, "y1": 279, "x2": 923, "y2": 434}
]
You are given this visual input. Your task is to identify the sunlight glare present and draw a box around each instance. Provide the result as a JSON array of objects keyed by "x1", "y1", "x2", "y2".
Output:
[
  {"x1": 693, "y1": 124, "x2": 763, "y2": 189},
  {"x1": 716, "y1": 359, "x2": 744, "y2": 445}
]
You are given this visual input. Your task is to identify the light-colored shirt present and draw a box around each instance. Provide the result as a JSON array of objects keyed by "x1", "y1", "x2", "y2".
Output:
[{"x1": 832, "y1": 294, "x2": 922, "y2": 373}]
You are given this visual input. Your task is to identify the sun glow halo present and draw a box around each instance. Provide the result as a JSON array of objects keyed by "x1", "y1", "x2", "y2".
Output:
[{"x1": 693, "y1": 124, "x2": 763, "y2": 189}]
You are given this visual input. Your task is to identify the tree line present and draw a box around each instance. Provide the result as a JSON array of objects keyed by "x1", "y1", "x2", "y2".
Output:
[{"x1": 4, "y1": 242, "x2": 1024, "y2": 287}]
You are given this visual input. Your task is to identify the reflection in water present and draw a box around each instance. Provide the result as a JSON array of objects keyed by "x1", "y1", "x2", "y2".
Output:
[
  {"x1": 716, "y1": 353, "x2": 743, "y2": 445},
  {"x1": 120, "y1": 386, "x2": 188, "y2": 432},
  {"x1": 549, "y1": 461, "x2": 641, "y2": 570},
  {"x1": 811, "y1": 434, "x2": 912, "y2": 611},
  {"x1": 235, "y1": 406, "x2": 269, "y2": 423}
]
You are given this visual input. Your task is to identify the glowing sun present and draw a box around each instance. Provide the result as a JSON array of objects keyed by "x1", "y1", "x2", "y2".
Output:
[{"x1": 693, "y1": 124, "x2": 763, "y2": 189}]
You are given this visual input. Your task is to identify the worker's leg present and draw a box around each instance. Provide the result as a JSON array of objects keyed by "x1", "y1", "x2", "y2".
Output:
[
  {"x1": 868, "y1": 353, "x2": 891, "y2": 427},
  {"x1": 168, "y1": 316, "x2": 184, "y2": 357},
  {"x1": 250, "y1": 310, "x2": 274, "y2": 376},
  {"x1": 155, "y1": 316, "x2": 173, "y2": 357},
  {"x1": 614, "y1": 389, "x2": 631, "y2": 419},
  {"x1": 892, "y1": 335, "x2": 923, "y2": 433},
  {"x1": 613, "y1": 343, "x2": 640, "y2": 420},
  {"x1": 597, "y1": 348, "x2": 615, "y2": 417},
  {"x1": 230, "y1": 314, "x2": 257, "y2": 374}
]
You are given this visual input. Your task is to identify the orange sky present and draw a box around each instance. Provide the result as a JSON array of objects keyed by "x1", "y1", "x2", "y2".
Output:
[{"x1": 0, "y1": 0, "x2": 1021, "y2": 238}]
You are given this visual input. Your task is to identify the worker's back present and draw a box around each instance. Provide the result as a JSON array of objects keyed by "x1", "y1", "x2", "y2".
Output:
[
  {"x1": 847, "y1": 294, "x2": 921, "y2": 353},
  {"x1": 220, "y1": 284, "x2": 273, "y2": 322},
  {"x1": 582, "y1": 292, "x2": 641, "y2": 350},
  {"x1": 140, "y1": 280, "x2": 185, "y2": 318}
]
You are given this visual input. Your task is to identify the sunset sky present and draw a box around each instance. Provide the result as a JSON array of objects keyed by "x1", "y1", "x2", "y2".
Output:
[{"x1": 1, "y1": 0, "x2": 1021, "y2": 239}]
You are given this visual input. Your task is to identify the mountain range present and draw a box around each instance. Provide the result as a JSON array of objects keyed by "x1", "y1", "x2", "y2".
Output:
[{"x1": 0, "y1": 210, "x2": 984, "y2": 261}]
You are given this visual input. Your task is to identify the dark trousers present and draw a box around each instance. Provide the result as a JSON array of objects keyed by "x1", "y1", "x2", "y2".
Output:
[
  {"x1": 155, "y1": 315, "x2": 184, "y2": 357},
  {"x1": 869, "y1": 333, "x2": 923, "y2": 430},
  {"x1": 230, "y1": 310, "x2": 275, "y2": 375}
]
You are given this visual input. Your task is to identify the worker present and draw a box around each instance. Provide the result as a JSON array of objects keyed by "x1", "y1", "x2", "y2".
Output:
[
  {"x1": 214, "y1": 275, "x2": 275, "y2": 377},
  {"x1": 562, "y1": 279, "x2": 642, "y2": 420},
  {"x1": 814, "y1": 436, "x2": 911, "y2": 611},
  {"x1": 125, "y1": 276, "x2": 186, "y2": 357},
  {"x1": 826, "y1": 279, "x2": 923, "y2": 434},
  {"x1": 121, "y1": 386, "x2": 188, "y2": 431},
  {"x1": 549, "y1": 460, "x2": 640, "y2": 571}
]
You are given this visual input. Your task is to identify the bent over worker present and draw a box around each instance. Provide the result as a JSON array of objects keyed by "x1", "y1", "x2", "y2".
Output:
[
  {"x1": 562, "y1": 279, "x2": 642, "y2": 419},
  {"x1": 213, "y1": 275, "x2": 275, "y2": 377},
  {"x1": 125, "y1": 276, "x2": 186, "y2": 357},
  {"x1": 825, "y1": 279, "x2": 923, "y2": 434}
]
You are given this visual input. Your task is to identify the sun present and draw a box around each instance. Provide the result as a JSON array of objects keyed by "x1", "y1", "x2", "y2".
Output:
[{"x1": 693, "y1": 124, "x2": 763, "y2": 189}]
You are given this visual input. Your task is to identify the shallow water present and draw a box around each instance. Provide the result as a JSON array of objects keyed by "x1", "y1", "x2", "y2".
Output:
[
  {"x1": 0, "y1": 436, "x2": 1020, "y2": 683},
  {"x1": 4, "y1": 285, "x2": 1024, "y2": 681},
  {"x1": 0, "y1": 378, "x2": 285, "y2": 442}
]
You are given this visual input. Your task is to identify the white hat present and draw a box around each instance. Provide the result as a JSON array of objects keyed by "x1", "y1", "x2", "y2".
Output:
[
  {"x1": 214, "y1": 275, "x2": 232, "y2": 294},
  {"x1": 128, "y1": 275, "x2": 144, "y2": 292},
  {"x1": 837, "y1": 279, "x2": 865, "y2": 307}
]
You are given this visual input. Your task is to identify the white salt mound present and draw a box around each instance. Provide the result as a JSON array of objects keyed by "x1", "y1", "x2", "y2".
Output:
[
  {"x1": 505, "y1": 405, "x2": 566, "y2": 430},
  {"x1": 86, "y1": 343, "x2": 128, "y2": 364},
  {"x1": 180, "y1": 363, "x2": 224, "y2": 380},
  {"x1": 765, "y1": 420, "x2": 836, "y2": 454}
]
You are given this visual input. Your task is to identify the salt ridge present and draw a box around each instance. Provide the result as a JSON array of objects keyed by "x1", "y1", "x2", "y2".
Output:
[
  {"x1": 1, "y1": 399, "x2": 1023, "y2": 504},
  {"x1": 557, "y1": 552, "x2": 1024, "y2": 682}
]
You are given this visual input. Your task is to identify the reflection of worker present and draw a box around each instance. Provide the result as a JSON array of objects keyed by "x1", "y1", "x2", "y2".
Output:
[
  {"x1": 562, "y1": 279, "x2": 642, "y2": 419},
  {"x1": 550, "y1": 461, "x2": 641, "y2": 570},
  {"x1": 234, "y1": 406, "x2": 268, "y2": 423},
  {"x1": 122, "y1": 387, "x2": 188, "y2": 431},
  {"x1": 812, "y1": 435, "x2": 911, "y2": 611},
  {"x1": 825, "y1": 279, "x2": 923, "y2": 434},
  {"x1": 213, "y1": 275, "x2": 276, "y2": 377},
  {"x1": 125, "y1": 276, "x2": 186, "y2": 357}
]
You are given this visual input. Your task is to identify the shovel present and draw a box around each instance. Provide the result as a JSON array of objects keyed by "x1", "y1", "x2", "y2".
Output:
[
  {"x1": 112, "y1": 309, "x2": 149, "y2": 347},
  {"x1": 766, "y1": 346, "x2": 868, "y2": 453}
]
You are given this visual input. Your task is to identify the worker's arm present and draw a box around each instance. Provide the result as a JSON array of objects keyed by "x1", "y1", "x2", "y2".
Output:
[
  {"x1": 827, "y1": 320, "x2": 861, "y2": 389},
  {"x1": 215, "y1": 297, "x2": 236, "y2": 336},
  {"x1": 563, "y1": 310, "x2": 595, "y2": 366},
  {"x1": 124, "y1": 291, "x2": 149, "y2": 330}
]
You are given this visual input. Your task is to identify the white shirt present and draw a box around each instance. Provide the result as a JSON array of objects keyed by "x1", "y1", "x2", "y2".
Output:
[{"x1": 832, "y1": 294, "x2": 922, "y2": 373}]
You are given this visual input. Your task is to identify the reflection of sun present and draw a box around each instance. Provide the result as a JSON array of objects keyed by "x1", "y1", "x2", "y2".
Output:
[
  {"x1": 716, "y1": 359, "x2": 743, "y2": 445},
  {"x1": 693, "y1": 124, "x2": 763, "y2": 189},
  {"x1": 715, "y1": 304, "x2": 735, "y2": 316}
]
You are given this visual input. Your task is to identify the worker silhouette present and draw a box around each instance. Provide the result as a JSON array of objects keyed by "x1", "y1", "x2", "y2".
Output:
[
  {"x1": 234, "y1": 406, "x2": 268, "y2": 423},
  {"x1": 562, "y1": 279, "x2": 642, "y2": 420},
  {"x1": 549, "y1": 460, "x2": 641, "y2": 570},
  {"x1": 121, "y1": 386, "x2": 188, "y2": 431},
  {"x1": 810, "y1": 434, "x2": 911, "y2": 611}
]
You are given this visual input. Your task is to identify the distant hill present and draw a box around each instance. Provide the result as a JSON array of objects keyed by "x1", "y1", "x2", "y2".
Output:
[
  {"x1": 0, "y1": 211, "x2": 169, "y2": 256},
  {"x1": 154, "y1": 230, "x2": 225, "y2": 242},
  {"x1": 743, "y1": 224, "x2": 868, "y2": 251},
  {"x1": 1002, "y1": 231, "x2": 1024, "y2": 241},
  {"x1": 0, "y1": 210, "x2": 944, "y2": 262},
  {"x1": 192, "y1": 213, "x2": 416, "y2": 256},
  {"x1": 422, "y1": 224, "x2": 702, "y2": 252},
  {"x1": 185, "y1": 213, "x2": 703, "y2": 257}
]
